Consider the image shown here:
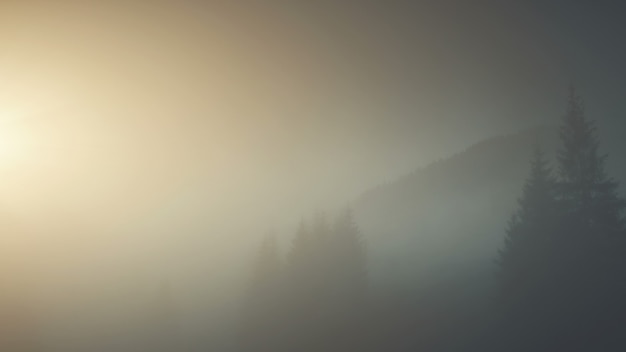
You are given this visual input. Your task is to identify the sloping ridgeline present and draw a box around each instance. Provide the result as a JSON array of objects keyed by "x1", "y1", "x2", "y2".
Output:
[{"x1": 355, "y1": 126, "x2": 559, "y2": 296}]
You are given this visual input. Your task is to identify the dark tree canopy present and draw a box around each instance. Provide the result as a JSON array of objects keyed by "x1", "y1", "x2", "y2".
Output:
[
  {"x1": 493, "y1": 88, "x2": 626, "y2": 352},
  {"x1": 236, "y1": 89, "x2": 626, "y2": 352},
  {"x1": 557, "y1": 86, "x2": 625, "y2": 232},
  {"x1": 497, "y1": 145, "x2": 557, "y2": 305}
]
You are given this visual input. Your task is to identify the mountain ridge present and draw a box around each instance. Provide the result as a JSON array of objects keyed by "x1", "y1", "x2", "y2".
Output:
[{"x1": 353, "y1": 125, "x2": 560, "y2": 290}]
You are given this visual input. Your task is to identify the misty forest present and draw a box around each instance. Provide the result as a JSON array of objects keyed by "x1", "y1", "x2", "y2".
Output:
[
  {"x1": 235, "y1": 89, "x2": 626, "y2": 352},
  {"x1": 2, "y1": 1, "x2": 626, "y2": 352}
]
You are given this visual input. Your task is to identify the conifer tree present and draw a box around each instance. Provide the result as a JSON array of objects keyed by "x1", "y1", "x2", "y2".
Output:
[
  {"x1": 331, "y1": 208, "x2": 367, "y2": 305},
  {"x1": 490, "y1": 145, "x2": 560, "y2": 352},
  {"x1": 493, "y1": 88, "x2": 626, "y2": 351},
  {"x1": 552, "y1": 87, "x2": 626, "y2": 349},
  {"x1": 284, "y1": 214, "x2": 334, "y2": 352},
  {"x1": 246, "y1": 234, "x2": 282, "y2": 304},
  {"x1": 283, "y1": 211, "x2": 369, "y2": 352},
  {"x1": 286, "y1": 221, "x2": 314, "y2": 310},
  {"x1": 557, "y1": 86, "x2": 625, "y2": 232},
  {"x1": 497, "y1": 145, "x2": 557, "y2": 307},
  {"x1": 286, "y1": 213, "x2": 332, "y2": 311},
  {"x1": 327, "y1": 208, "x2": 369, "y2": 350}
]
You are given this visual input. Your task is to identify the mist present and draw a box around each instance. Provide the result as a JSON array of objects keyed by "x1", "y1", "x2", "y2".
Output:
[{"x1": 1, "y1": 0, "x2": 626, "y2": 351}]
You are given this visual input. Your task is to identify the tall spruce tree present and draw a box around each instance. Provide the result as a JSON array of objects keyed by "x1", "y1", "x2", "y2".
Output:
[
  {"x1": 282, "y1": 211, "x2": 369, "y2": 352},
  {"x1": 497, "y1": 145, "x2": 557, "y2": 307},
  {"x1": 557, "y1": 86, "x2": 625, "y2": 232},
  {"x1": 552, "y1": 87, "x2": 626, "y2": 350},
  {"x1": 331, "y1": 208, "x2": 367, "y2": 306},
  {"x1": 493, "y1": 88, "x2": 626, "y2": 351},
  {"x1": 286, "y1": 220, "x2": 315, "y2": 311},
  {"x1": 327, "y1": 208, "x2": 369, "y2": 351},
  {"x1": 287, "y1": 213, "x2": 333, "y2": 309},
  {"x1": 285, "y1": 213, "x2": 336, "y2": 352},
  {"x1": 491, "y1": 145, "x2": 560, "y2": 352},
  {"x1": 283, "y1": 220, "x2": 317, "y2": 351}
]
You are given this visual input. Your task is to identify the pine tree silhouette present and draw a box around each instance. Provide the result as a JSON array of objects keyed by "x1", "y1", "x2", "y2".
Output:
[
  {"x1": 551, "y1": 87, "x2": 626, "y2": 350},
  {"x1": 497, "y1": 145, "x2": 557, "y2": 304},
  {"x1": 557, "y1": 86, "x2": 625, "y2": 231},
  {"x1": 492, "y1": 88, "x2": 626, "y2": 352},
  {"x1": 327, "y1": 208, "x2": 368, "y2": 350},
  {"x1": 263, "y1": 211, "x2": 369, "y2": 352},
  {"x1": 493, "y1": 145, "x2": 559, "y2": 351},
  {"x1": 284, "y1": 215, "x2": 332, "y2": 352},
  {"x1": 330, "y1": 208, "x2": 367, "y2": 308}
]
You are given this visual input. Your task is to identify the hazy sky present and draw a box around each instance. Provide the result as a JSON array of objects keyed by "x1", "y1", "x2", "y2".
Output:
[{"x1": 0, "y1": 0, "x2": 625, "y2": 336}]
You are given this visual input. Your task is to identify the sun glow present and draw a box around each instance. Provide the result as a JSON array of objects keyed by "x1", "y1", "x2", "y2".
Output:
[
  {"x1": 0, "y1": 127, "x2": 27, "y2": 165},
  {"x1": 0, "y1": 109, "x2": 38, "y2": 166}
]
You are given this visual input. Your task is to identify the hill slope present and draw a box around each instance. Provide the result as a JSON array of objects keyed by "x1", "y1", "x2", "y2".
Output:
[{"x1": 354, "y1": 126, "x2": 559, "y2": 291}]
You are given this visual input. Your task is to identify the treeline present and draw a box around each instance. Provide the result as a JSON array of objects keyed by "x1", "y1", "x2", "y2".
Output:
[
  {"x1": 238, "y1": 87, "x2": 626, "y2": 352},
  {"x1": 238, "y1": 209, "x2": 367, "y2": 352},
  {"x1": 490, "y1": 87, "x2": 626, "y2": 351}
]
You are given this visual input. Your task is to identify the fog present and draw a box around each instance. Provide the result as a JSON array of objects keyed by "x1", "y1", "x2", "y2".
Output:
[{"x1": 1, "y1": 1, "x2": 626, "y2": 351}]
